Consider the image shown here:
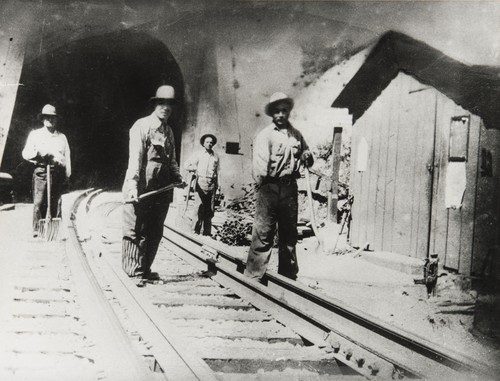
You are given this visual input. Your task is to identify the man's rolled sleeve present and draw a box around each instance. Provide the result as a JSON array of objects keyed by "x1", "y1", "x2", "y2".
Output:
[
  {"x1": 252, "y1": 131, "x2": 270, "y2": 184},
  {"x1": 63, "y1": 135, "x2": 72, "y2": 178},
  {"x1": 22, "y1": 132, "x2": 38, "y2": 162},
  {"x1": 123, "y1": 123, "x2": 144, "y2": 195}
]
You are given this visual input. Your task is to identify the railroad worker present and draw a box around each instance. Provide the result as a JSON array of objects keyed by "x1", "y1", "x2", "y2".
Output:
[
  {"x1": 244, "y1": 92, "x2": 313, "y2": 281},
  {"x1": 22, "y1": 104, "x2": 71, "y2": 238},
  {"x1": 122, "y1": 85, "x2": 186, "y2": 280},
  {"x1": 186, "y1": 133, "x2": 220, "y2": 236}
]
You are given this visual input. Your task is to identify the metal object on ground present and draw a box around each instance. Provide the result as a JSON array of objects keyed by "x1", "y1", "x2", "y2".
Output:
[
  {"x1": 424, "y1": 254, "x2": 439, "y2": 297},
  {"x1": 39, "y1": 164, "x2": 61, "y2": 241},
  {"x1": 414, "y1": 253, "x2": 440, "y2": 297}
]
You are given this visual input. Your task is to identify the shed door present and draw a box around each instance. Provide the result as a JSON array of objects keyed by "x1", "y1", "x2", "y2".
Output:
[
  {"x1": 350, "y1": 74, "x2": 437, "y2": 259},
  {"x1": 429, "y1": 96, "x2": 480, "y2": 274},
  {"x1": 387, "y1": 86, "x2": 437, "y2": 258}
]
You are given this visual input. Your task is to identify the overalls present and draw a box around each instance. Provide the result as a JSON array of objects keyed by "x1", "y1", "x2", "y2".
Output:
[{"x1": 122, "y1": 127, "x2": 174, "y2": 277}]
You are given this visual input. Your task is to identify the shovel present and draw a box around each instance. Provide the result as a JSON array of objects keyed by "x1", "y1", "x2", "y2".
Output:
[
  {"x1": 183, "y1": 173, "x2": 197, "y2": 214},
  {"x1": 304, "y1": 168, "x2": 339, "y2": 254},
  {"x1": 39, "y1": 165, "x2": 61, "y2": 241}
]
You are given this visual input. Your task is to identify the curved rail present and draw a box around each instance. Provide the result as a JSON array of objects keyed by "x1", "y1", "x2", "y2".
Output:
[
  {"x1": 65, "y1": 189, "x2": 153, "y2": 381},
  {"x1": 76, "y1": 190, "x2": 218, "y2": 381},
  {"x1": 163, "y1": 223, "x2": 494, "y2": 381}
]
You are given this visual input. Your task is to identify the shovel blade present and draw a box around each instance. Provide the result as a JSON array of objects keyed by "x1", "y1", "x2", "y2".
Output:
[
  {"x1": 38, "y1": 219, "x2": 47, "y2": 239},
  {"x1": 40, "y1": 218, "x2": 61, "y2": 241}
]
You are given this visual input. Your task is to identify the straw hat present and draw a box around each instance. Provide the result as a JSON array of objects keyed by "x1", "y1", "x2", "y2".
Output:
[{"x1": 264, "y1": 92, "x2": 294, "y2": 116}]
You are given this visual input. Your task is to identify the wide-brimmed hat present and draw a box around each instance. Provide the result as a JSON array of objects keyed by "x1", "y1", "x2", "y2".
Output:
[
  {"x1": 37, "y1": 104, "x2": 59, "y2": 120},
  {"x1": 265, "y1": 92, "x2": 294, "y2": 116},
  {"x1": 150, "y1": 85, "x2": 176, "y2": 104},
  {"x1": 200, "y1": 133, "x2": 217, "y2": 146}
]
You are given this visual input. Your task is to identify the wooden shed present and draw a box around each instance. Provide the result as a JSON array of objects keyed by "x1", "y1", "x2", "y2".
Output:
[{"x1": 333, "y1": 31, "x2": 500, "y2": 277}]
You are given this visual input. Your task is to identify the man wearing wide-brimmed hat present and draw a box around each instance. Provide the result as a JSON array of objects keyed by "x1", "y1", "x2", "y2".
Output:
[
  {"x1": 244, "y1": 92, "x2": 314, "y2": 281},
  {"x1": 122, "y1": 85, "x2": 186, "y2": 281},
  {"x1": 185, "y1": 133, "x2": 220, "y2": 236},
  {"x1": 22, "y1": 104, "x2": 71, "y2": 237}
]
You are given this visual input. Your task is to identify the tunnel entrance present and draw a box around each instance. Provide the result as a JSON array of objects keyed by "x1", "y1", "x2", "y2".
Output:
[{"x1": 3, "y1": 29, "x2": 184, "y2": 200}]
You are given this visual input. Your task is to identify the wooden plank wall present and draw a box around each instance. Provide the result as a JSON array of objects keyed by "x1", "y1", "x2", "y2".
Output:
[
  {"x1": 349, "y1": 72, "x2": 496, "y2": 275},
  {"x1": 350, "y1": 73, "x2": 436, "y2": 259},
  {"x1": 471, "y1": 123, "x2": 499, "y2": 276}
]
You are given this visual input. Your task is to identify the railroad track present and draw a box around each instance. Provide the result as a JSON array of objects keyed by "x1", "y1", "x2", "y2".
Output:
[{"x1": 71, "y1": 190, "x2": 493, "y2": 381}]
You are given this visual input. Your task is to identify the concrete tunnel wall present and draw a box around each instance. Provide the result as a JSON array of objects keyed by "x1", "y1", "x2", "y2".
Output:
[
  {"x1": 1, "y1": 3, "x2": 374, "y2": 201},
  {"x1": 166, "y1": 8, "x2": 373, "y2": 200}
]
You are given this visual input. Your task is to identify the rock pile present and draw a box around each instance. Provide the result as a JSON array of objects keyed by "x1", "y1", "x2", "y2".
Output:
[{"x1": 213, "y1": 185, "x2": 256, "y2": 246}]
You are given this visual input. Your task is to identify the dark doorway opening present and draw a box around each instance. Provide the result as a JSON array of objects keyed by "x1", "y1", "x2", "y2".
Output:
[{"x1": 3, "y1": 29, "x2": 184, "y2": 200}]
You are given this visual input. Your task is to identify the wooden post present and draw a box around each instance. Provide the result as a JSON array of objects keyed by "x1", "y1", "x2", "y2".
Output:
[{"x1": 329, "y1": 127, "x2": 343, "y2": 222}]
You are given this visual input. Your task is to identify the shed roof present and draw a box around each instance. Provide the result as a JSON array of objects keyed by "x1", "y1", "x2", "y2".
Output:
[{"x1": 332, "y1": 31, "x2": 500, "y2": 129}]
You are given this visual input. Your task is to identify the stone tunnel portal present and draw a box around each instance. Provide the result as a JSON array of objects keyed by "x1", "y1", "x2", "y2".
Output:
[{"x1": 2, "y1": 29, "x2": 184, "y2": 200}]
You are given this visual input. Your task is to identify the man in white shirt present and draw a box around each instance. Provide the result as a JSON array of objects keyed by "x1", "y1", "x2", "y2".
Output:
[
  {"x1": 244, "y1": 93, "x2": 313, "y2": 281},
  {"x1": 122, "y1": 85, "x2": 186, "y2": 281},
  {"x1": 186, "y1": 133, "x2": 220, "y2": 236},
  {"x1": 22, "y1": 104, "x2": 71, "y2": 237}
]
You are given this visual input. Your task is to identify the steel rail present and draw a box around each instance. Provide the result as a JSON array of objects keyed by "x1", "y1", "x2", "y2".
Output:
[
  {"x1": 78, "y1": 191, "x2": 218, "y2": 381},
  {"x1": 65, "y1": 189, "x2": 153, "y2": 381},
  {"x1": 164, "y1": 223, "x2": 494, "y2": 381}
]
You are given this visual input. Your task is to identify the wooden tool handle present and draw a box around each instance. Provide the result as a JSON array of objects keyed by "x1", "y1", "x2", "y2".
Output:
[
  {"x1": 46, "y1": 164, "x2": 52, "y2": 219},
  {"x1": 125, "y1": 182, "x2": 182, "y2": 204},
  {"x1": 304, "y1": 168, "x2": 320, "y2": 241}
]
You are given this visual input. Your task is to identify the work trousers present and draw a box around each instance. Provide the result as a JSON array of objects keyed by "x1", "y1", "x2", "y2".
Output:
[
  {"x1": 192, "y1": 183, "x2": 215, "y2": 236},
  {"x1": 122, "y1": 197, "x2": 170, "y2": 277},
  {"x1": 32, "y1": 166, "x2": 65, "y2": 234},
  {"x1": 244, "y1": 181, "x2": 299, "y2": 280}
]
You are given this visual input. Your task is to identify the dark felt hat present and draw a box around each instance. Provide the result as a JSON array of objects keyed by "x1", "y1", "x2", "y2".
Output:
[{"x1": 200, "y1": 133, "x2": 217, "y2": 146}]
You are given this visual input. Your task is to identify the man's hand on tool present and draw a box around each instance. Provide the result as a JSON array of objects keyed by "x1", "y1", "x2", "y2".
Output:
[
  {"x1": 176, "y1": 180, "x2": 188, "y2": 189},
  {"x1": 126, "y1": 188, "x2": 138, "y2": 203},
  {"x1": 301, "y1": 151, "x2": 314, "y2": 168}
]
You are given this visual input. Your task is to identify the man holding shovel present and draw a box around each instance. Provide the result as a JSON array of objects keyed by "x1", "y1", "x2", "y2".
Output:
[
  {"x1": 22, "y1": 104, "x2": 71, "y2": 238},
  {"x1": 186, "y1": 133, "x2": 220, "y2": 236},
  {"x1": 244, "y1": 92, "x2": 313, "y2": 282},
  {"x1": 122, "y1": 85, "x2": 186, "y2": 281}
]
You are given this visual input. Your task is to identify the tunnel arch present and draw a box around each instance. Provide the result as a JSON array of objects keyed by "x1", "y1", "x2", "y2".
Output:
[{"x1": 3, "y1": 29, "x2": 185, "y2": 199}]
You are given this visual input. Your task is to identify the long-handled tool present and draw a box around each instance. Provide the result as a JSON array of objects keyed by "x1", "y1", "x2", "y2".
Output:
[
  {"x1": 183, "y1": 173, "x2": 197, "y2": 214},
  {"x1": 305, "y1": 167, "x2": 341, "y2": 254},
  {"x1": 304, "y1": 167, "x2": 321, "y2": 245},
  {"x1": 125, "y1": 182, "x2": 183, "y2": 204},
  {"x1": 39, "y1": 164, "x2": 61, "y2": 241}
]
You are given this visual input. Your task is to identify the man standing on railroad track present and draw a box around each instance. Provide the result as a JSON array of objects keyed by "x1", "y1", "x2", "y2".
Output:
[
  {"x1": 244, "y1": 92, "x2": 314, "y2": 282},
  {"x1": 186, "y1": 133, "x2": 220, "y2": 236},
  {"x1": 22, "y1": 104, "x2": 71, "y2": 238},
  {"x1": 122, "y1": 85, "x2": 186, "y2": 281}
]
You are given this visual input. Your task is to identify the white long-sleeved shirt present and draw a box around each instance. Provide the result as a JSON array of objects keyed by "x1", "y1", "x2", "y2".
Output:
[
  {"x1": 22, "y1": 126, "x2": 71, "y2": 178},
  {"x1": 252, "y1": 122, "x2": 309, "y2": 184},
  {"x1": 186, "y1": 149, "x2": 220, "y2": 180}
]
